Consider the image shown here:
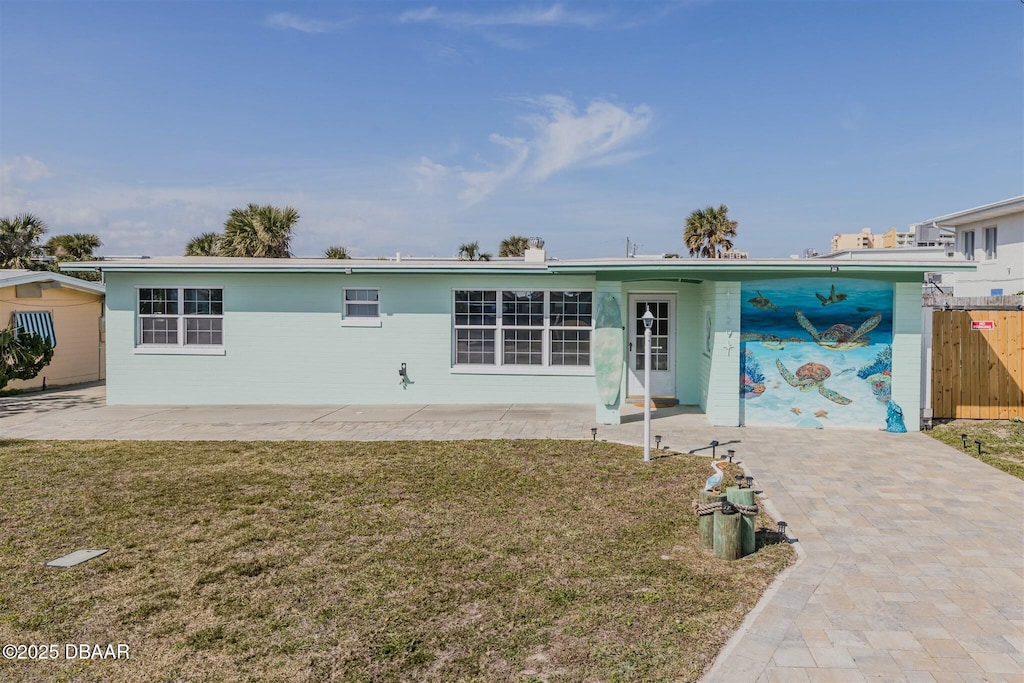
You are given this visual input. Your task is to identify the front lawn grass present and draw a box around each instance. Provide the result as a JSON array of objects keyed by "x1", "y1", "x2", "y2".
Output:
[
  {"x1": 927, "y1": 419, "x2": 1024, "y2": 480},
  {"x1": 0, "y1": 440, "x2": 792, "y2": 682}
]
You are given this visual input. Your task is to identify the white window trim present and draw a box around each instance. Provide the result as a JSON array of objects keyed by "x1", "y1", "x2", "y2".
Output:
[
  {"x1": 135, "y1": 285, "x2": 225, "y2": 353},
  {"x1": 450, "y1": 289, "x2": 595, "y2": 374},
  {"x1": 341, "y1": 287, "x2": 382, "y2": 327}
]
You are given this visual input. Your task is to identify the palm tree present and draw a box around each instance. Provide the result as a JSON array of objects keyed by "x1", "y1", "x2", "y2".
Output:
[
  {"x1": 683, "y1": 204, "x2": 738, "y2": 258},
  {"x1": 218, "y1": 204, "x2": 299, "y2": 258},
  {"x1": 324, "y1": 246, "x2": 351, "y2": 259},
  {"x1": 0, "y1": 213, "x2": 48, "y2": 269},
  {"x1": 457, "y1": 241, "x2": 492, "y2": 261},
  {"x1": 184, "y1": 232, "x2": 221, "y2": 256},
  {"x1": 44, "y1": 233, "x2": 102, "y2": 261},
  {"x1": 498, "y1": 235, "x2": 530, "y2": 257}
]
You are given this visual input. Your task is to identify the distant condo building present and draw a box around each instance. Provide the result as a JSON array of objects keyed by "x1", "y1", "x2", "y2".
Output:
[
  {"x1": 830, "y1": 226, "x2": 952, "y2": 253},
  {"x1": 720, "y1": 249, "x2": 748, "y2": 259}
]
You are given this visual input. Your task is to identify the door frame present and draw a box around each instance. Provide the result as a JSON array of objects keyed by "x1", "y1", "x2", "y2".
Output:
[{"x1": 626, "y1": 293, "x2": 676, "y2": 398}]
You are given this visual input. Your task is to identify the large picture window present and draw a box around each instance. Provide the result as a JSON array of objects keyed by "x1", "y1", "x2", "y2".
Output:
[
  {"x1": 138, "y1": 287, "x2": 223, "y2": 347},
  {"x1": 453, "y1": 290, "x2": 593, "y2": 369}
]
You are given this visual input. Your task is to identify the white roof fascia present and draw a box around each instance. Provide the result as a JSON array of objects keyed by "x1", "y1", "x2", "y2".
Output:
[
  {"x1": 917, "y1": 196, "x2": 1024, "y2": 227},
  {"x1": 0, "y1": 270, "x2": 105, "y2": 295}
]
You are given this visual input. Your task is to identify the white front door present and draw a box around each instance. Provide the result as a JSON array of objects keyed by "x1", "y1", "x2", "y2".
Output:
[{"x1": 627, "y1": 295, "x2": 675, "y2": 397}]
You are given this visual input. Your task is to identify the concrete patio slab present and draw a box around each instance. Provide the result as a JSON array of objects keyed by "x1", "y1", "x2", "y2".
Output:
[
  {"x1": 403, "y1": 404, "x2": 513, "y2": 422},
  {"x1": 314, "y1": 404, "x2": 424, "y2": 422},
  {"x1": 503, "y1": 404, "x2": 595, "y2": 421},
  {"x1": 126, "y1": 405, "x2": 342, "y2": 424}
]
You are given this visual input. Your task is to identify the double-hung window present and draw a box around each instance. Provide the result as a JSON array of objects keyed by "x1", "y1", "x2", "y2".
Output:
[
  {"x1": 342, "y1": 288, "x2": 381, "y2": 327},
  {"x1": 137, "y1": 287, "x2": 223, "y2": 349},
  {"x1": 962, "y1": 230, "x2": 975, "y2": 261},
  {"x1": 984, "y1": 227, "x2": 997, "y2": 260},
  {"x1": 453, "y1": 290, "x2": 593, "y2": 370}
]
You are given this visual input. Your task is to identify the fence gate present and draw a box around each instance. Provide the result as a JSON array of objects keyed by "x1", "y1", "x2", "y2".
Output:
[{"x1": 931, "y1": 310, "x2": 1023, "y2": 419}]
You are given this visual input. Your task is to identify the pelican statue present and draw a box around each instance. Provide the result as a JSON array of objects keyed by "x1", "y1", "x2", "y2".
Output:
[{"x1": 704, "y1": 460, "x2": 728, "y2": 493}]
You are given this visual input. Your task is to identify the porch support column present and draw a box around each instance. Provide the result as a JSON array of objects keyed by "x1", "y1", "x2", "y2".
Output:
[
  {"x1": 892, "y1": 281, "x2": 923, "y2": 431},
  {"x1": 704, "y1": 281, "x2": 742, "y2": 427},
  {"x1": 594, "y1": 281, "x2": 625, "y2": 425}
]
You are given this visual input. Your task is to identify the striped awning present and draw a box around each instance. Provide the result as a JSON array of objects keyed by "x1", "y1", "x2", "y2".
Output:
[{"x1": 11, "y1": 311, "x2": 57, "y2": 347}]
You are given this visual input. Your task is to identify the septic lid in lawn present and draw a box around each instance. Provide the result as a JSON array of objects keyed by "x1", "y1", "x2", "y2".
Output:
[{"x1": 45, "y1": 549, "x2": 108, "y2": 568}]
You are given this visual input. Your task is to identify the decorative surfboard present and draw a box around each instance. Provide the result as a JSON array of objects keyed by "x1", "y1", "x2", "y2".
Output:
[{"x1": 594, "y1": 293, "x2": 624, "y2": 405}]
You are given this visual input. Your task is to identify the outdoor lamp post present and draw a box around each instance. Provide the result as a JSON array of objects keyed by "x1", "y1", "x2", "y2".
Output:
[{"x1": 642, "y1": 306, "x2": 655, "y2": 463}]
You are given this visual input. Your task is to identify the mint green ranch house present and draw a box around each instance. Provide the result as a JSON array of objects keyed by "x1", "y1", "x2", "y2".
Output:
[{"x1": 72, "y1": 249, "x2": 971, "y2": 431}]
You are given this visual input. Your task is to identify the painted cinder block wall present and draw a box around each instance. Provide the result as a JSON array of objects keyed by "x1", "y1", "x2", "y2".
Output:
[
  {"x1": 891, "y1": 281, "x2": 922, "y2": 431},
  {"x1": 698, "y1": 281, "x2": 741, "y2": 426},
  {"x1": 104, "y1": 271, "x2": 601, "y2": 405},
  {"x1": 1, "y1": 284, "x2": 104, "y2": 389}
]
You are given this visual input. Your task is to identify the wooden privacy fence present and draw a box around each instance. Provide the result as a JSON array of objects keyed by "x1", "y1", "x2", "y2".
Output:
[{"x1": 931, "y1": 310, "x2": 1023, "y2": 419}]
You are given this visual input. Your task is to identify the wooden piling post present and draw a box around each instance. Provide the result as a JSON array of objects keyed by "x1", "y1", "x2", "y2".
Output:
[
  {"x1": 726, "y1": 487, "x2": 757, "y2": 556},
  {"x1": 713, "y1": 506, "x2": 742, "y2": 560},
  {"x1": 698, "y1": 491, "x2": 725, "y2": 550}
]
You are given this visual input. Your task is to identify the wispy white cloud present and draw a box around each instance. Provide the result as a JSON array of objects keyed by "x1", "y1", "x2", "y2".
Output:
[
  {"x1": 399, "y1": 4, "x2": 608, "y2": 30},
  {"x1": 524, "y1": 96, "x2": 652, "y2": 180},
  {"x1": 264, "y1": 12, "x2": 351, "y2": 35},
  {"x1": 420, "y1": 95, "x2": 652, "y2": 204},
  {"x1": 458, "y1": 134, "x2": 530, "y2": 204},
  {"x1": 2, "y1": 155, "x2": 52, "y2": 185}
]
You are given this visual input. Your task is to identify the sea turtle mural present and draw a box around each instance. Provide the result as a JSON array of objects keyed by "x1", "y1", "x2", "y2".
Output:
[
  {"x1": 740, "y1": 332, "x2": 804, "y2": 350},
  {"x1": 741, "y1": 278, "x2": 893, "y2": 429},
  {"x1": 775, "y1": 359, "x2": 853, "y2": 405},
  {"x1": 795, "y1": 310, "x2": 882, "y2": 351},
  {"x1": 747, "y1": 290, "x2": 779, "y2": 311}
]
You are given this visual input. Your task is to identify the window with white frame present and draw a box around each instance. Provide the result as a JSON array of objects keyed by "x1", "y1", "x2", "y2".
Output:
[
  {"x1": 453, "y1": 290, "x2": 593, "y2": 368},
  {"x1": 344, "y1": 288, "x2": 380, "y2": 318},
  {"x1": 962, "y1": 230, "x2": 975, "y2": 261},
  {"x1": 984, "y1": 227, "x2": 997, "y2": 260},
  {"x1": 138, "y1": 287, "x2": 223, "y2": 346}
]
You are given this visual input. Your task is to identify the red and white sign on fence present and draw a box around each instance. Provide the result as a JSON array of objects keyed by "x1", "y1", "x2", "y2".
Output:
[{"x1": 970, "y1": 320, "x2": 995, "y2": 331}]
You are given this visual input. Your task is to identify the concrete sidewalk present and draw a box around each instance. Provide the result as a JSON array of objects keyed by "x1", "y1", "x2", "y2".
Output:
[{"x1": 1, "y1": 384, "x2": 1022, "y2": 682}]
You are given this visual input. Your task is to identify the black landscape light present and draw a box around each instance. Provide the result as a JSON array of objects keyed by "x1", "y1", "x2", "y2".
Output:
[
  {"x1": 960, "y1": 433, "x2": 969, "y2": 449},
  {"x1": 975, "y1": 440, "x2": 983, "y2": 455},
  {"x1": 777, "y1": 521, "x2": 788, "y2": 538},
  {"x1": 745, "y1": 476, "x2": 754, "y2": 489},
  {"x1": 710, "y1": 440, "x2": 719, "y2": 459},
  {"x1": 591, "y1": 427, "x2": 598, "y2": 441},
  {"x1": 655, "y1": 435, "x2": 662, "y2": 450},
  {"x1": 727, "y1": 449, "x2": 735, "y2": 462},
  {"x1": 735, "y1": 474, "x2": 744, "y2": 486}
]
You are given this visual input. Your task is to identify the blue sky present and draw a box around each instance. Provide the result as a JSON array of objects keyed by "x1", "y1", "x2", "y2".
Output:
[{"x1": 1, "y1": 1, "x2": 1021, "y2": 259}]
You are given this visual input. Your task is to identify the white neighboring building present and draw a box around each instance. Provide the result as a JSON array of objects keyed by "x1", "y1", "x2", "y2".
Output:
[{"x1": 915, "y1": 196, "x2": 1024, "y2": 297}]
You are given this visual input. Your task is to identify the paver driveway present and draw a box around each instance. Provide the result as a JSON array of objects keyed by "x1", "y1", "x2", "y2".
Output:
[{"x1": 2, "y1": 385, "x2": 1022, "y2": 681}]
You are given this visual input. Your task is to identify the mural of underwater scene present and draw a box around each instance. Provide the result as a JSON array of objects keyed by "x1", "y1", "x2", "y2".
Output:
[{"x1": 740, "y1": 278, "x2": 893, "y2": 428}]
